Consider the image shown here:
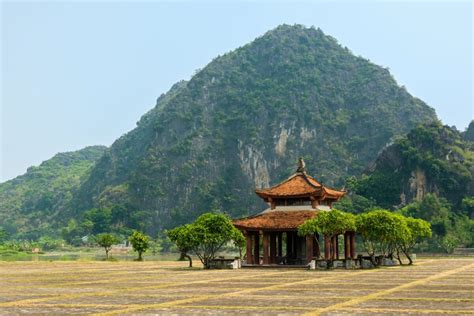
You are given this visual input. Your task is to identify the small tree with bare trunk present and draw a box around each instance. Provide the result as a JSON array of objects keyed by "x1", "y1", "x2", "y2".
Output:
[{"x1": 95, "y1": 233, "x2": 119, "y2": 260}]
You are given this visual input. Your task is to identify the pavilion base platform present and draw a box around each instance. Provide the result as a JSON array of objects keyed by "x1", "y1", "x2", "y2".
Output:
[{"x1": 242, "y1": 263, "x2": 309, "y2": 269}]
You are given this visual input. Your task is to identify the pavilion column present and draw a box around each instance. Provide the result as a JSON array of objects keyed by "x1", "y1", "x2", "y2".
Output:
[
  {"x1": 344, "y1": 232, "x2": 350, "y2": 259},
  {"x1": 287, "y1": 232, "x2": 293, "y2": 258},
  {"x1": 306, "y1": 235, "x2": 314, "y2": 263},
  {"x1": 277, "y1": 232, "x2": 283, "y2": 257},
  {"x1": 324, "y1": 235, "x2": 331, "y2": 260},
  {"x1": 313, "y1": 234, "x2": 320, "y2": 258},
  {"x1": 270, "y1": 233, "x2": 277, "y2": 264},
  {"x1": 293, "y1": 233, "x2": 298, "y2": 259},
  {"x1": 350, "y1": 232, "x2": 356, "y2": 259},
  {"x1": 254, "y1": 232, "x2": 260, "y2": 265},
  {"x1": 335, "y1": 235, "x2": 340, "y2": 259},
  {"x1": 245, "y1": 232, "x2": 253, "y2": 264},
  {"x1": 331, "y1": 235, "x2": 339, "y2": 260},
  {"x1": 263, "y1": 232, "x2": 270, "y2": 264}
]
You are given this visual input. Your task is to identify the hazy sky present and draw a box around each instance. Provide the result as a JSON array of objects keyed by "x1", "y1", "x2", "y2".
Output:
[{"x1": 1, "y1": 1, "x2": 473, "y2": 182}]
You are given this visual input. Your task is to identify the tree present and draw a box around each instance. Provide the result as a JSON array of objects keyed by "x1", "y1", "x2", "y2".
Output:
[
  {"x1": 129, "y1": 231, "x2": 150, "y2": 261},
  {"x1": 439, "y1": 233, "x2": 459, "y2": 254},
  {"x1": 0, "y1": 228, "x2": 8, "y2": 244},
  {"x1": 356, "y1": 210, "x2": 409, "y2": 266},
  {"x1": 396, "y1": 217, "x2": 431, "y2": 264},
  {"x1": 84, "y1": 208, "x2": 112, "y2": 234},
  {"x1": 167, "y1": 225, "x2": 197, "y2": 267},
  {"x1": 461, "y1": 197, "x2": 474, "y2": 217},
  {"x1": 95, "y1": 233, "x2": 119, "y2": 260},
  {"x1": 298, "y1": 209, "x2": 356, "y2": 265},
  {"x1": 167, "y1": 213, "x2": 244, "y2": 269}
]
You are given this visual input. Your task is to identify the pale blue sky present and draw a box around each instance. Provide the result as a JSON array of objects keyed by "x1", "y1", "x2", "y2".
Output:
[{"x1": 1, "y1": 1, "x2": 473, "y2": 182}]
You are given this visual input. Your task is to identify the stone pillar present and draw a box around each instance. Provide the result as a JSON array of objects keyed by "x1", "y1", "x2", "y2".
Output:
[
  {"x1": 306, "y1": 235, "x2": 313, "y2": 263},
  {"x1": 263, "y1": 232, "x2": 270, "y2": 264},
  {"x1": 324, "y1": 235, "x2": 331, "y2": 260},
  {"x1": 277, "y1": 232, "x2": 283, "y2": 257},
  {"x1": 270, "y1": 233, "x2": 277, "y2": 264},
  {"x1": 344, "y1": 232, "x2": 350, "y2": 259},
  {"x1": 350, "y1": 232, "x2": 356, "y2": 259},
  {"x1": 254, "y1": 232, "x2": 260, "y2": 265},
  {"x1": 246, "y1": 233, "x2": 253, "y2": 264}
]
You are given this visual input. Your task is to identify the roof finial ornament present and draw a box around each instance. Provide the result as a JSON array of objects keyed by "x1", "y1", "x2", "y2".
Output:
[{"x1": 296, "y1": 157, "x2": 306, "y2": 173}]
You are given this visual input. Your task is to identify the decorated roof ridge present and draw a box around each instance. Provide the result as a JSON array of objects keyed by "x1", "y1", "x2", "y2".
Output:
[
  {"x1": 300, "y1": 171, "x2": 322, "y2": 189},
  {"x1": 254, "y1": 158, "x2": 346, "y2": 200},
  {"x1": 255, "y1": 171, "x2": 321, "y2": 190},
  {"x1": 254, "y1": 172, "x2": 321, "y2": 198}
]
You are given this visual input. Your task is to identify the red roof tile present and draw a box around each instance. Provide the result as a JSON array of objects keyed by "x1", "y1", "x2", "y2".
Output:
[
  {"x1": 233, "y1": 211, "x2": 318, "y2": 230},
  {"x1": 255, "y1": 172, "x2": 345, "y2": 200}
]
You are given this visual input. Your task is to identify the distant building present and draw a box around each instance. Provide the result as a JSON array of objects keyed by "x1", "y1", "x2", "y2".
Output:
[{"x1": 233, "y1": 158, "x2": 356, "y2": 266}]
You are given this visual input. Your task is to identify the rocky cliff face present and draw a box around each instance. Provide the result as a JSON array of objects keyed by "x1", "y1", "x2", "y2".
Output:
[
  {"x1": 70, "y1": 25, "x2": 436, "y2": 234},
  {"x1": 353, "y1": 123, "x2": 473, "y2": 209},
  {"x1": 1, "y1": 25, "x2": 439, "y2": 237}
]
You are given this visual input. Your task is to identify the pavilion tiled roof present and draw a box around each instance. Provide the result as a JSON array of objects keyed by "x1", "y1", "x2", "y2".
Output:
[
  {"x1": 233, "y1": 211, "x2": 318, "y2": 231},
  {"x1": 322, "y1": 186, "x2": 346, "y2": 199},
  {"x1": 255, "y1": 172, "x2": 345, "y2": 200}
]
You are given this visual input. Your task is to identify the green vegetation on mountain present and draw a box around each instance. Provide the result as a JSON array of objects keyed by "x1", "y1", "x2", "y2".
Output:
[
  {"x1": 348, "y1": 122, "x2": 473, "y2": 209},
  {"x1": 1, "y1": 24, "x2": 443, "y2": 243},
  {"x1": 0, "y1": 146, "x2": 106, "y2": 239},
  {"x1": 340, "y1": 122, "x2": 474, "y2": 250},
  {"x1": 464, "y1": 120, "x2": 474, "y2": 142},
  {"x1": 70, "y1": 24, "x2": 435, "y2": 236}
]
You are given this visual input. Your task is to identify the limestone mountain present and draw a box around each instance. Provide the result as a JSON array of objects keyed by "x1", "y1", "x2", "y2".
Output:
[
  {"x1": 464, "y1": 120, "x2": 474, "y2": 142},
  {"x1": 71, "y1": 24, "x2": 436, "y2": 235},
  {"x1": 0, "y1": 146, "x2": 107, "y2": 238},
  {"x1": 350, "y1": 122, "x2": 474, "y2": 210}
]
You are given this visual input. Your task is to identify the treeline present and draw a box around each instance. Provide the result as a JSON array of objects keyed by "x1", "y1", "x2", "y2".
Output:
[
  {"x1": 335, "y1": 194, "x2": 473, "y2": 253},
  {"x1": 299, "y1": 209, "x2": 431, "y2": 266},
  {"x1": 335, "y1": 122, "x2": 474, "y2": 253}
]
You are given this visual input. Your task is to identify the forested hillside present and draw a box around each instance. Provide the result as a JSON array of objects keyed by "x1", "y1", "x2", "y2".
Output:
[
  {"x1": 348, "y1": 122, "x2": 473, "y2": 209},
  {"x1": 71, "y1": 24, "x2": 436, "y2": 235},
  {"x1": 1, "y1": 24, "x2": 438, "y2": 239},
  {"x1": 0, "y1": 146, "x2": 106, "y2": 239}
]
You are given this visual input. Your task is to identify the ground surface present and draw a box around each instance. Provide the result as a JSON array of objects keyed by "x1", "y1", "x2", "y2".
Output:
[{"x1": 0, "y1": 258, "x2": 473, "y2": 315}]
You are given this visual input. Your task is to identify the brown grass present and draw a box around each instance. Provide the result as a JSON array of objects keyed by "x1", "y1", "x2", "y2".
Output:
[{"x1": 0, "y1": 258, "x2": 473, "y2": 315}]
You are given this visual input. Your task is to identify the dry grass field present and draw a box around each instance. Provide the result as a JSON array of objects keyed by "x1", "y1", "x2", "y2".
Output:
[{"x1": 0, "y1": 258, "x2": 473, "y2": 315}]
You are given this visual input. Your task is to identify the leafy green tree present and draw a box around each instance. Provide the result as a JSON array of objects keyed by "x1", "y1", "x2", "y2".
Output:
[
  {"x1": 452, "y1": 215, "x2": 474, "y2": 248},
  {"x1": 396, "y1": 217, "x2": 431, "y2": 265},
  {"x1": 156, "y1": 231, "x2": 174, "y2": 253},
  {"x1": 233, "y1": 230, "x2": 246, "y2": 259},
  {"x1": 333, "y1": 194, "x2": 377, "y2": 214},
  {"x1": 84, "y1": 208, "x2": 112, "y2": 234},
  {"x1": 298, "y1": 209, "x2": 356, "y2": 264},
  {"x1": 461, "y1": 197, "x2": 474, "y2": 216},
  {"x1": 38, "y1": 236, "x2": 64, "y2": 251},
  {"x1": 167, "y1": 225, "x2": 197, "y2": 267},
  {"x1": 168, "y1": 213, "x2": 244, "y2": 269},
  {"x1": 439, "y1": 233, "x2": 459, "y2": 254},
  {"x1": 193, "y1": 213, "x2": 244, "y2": 268},
  {"x1": 95, "y1": 233, "x2": 119, "y2": 259},
  {"x1": 129, "y1": 231, "x2": 150, "y2": 261},
  {"x1": 356, "y1": 210, "x2": 409, "y2": 266},
  {"x1": 0, "y1": 228, "x2": 8, "y2": 244}
]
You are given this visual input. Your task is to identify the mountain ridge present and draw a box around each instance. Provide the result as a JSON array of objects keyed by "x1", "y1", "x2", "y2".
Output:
[{"x1": 1, "y1": 24, "x2": 437, "y2": 237}]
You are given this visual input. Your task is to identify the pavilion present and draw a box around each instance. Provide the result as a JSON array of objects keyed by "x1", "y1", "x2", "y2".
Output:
[{"x1": 233, "y1": 159, "x2": 356, "y2": 267}]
